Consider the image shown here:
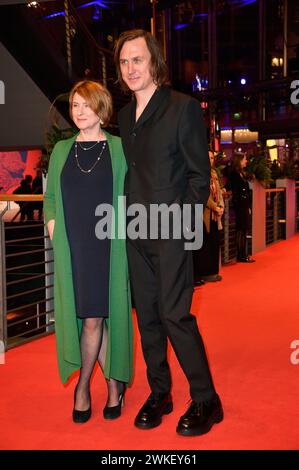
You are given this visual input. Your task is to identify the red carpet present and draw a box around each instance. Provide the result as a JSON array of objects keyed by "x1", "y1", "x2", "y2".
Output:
[{"x1": 1, "y1": 236, "x2": 299, "y2": 450}]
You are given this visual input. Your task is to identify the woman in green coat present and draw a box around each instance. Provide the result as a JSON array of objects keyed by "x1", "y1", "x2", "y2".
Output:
[{"x1": 44, "y1": 80, "x2": 133, "y2": 424}]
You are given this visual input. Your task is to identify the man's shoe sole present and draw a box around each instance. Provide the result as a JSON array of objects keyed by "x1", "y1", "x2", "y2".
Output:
[
  {"x1": 134, "y1": 402, "x2": 173, "y2": 429},
  {"x1": 176, "y1": 409, "x2": 224, "y2": 436}
]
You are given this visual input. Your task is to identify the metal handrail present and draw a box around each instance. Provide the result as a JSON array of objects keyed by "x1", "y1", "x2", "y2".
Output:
[
  {"x1": 265, "y1": 188, "x2": 286, "y2": 193},
  {"x1": 6, "y1": 285, "x2": 53, "y2": 300},
  {"x1": 0, "y1": 195, "x2": 43, "y2": 202},
  {"x1": 8, "y1": 324, "x2": 54, "y2": 342},
  {"x1": 5, "y1": 223, "x2": 44, "y2": 230},
  {"x1": 6, "y1": 260, "x2": 52, "y2": 272},
  {"x1": 6, "y1": 236, "x2": 48, "y2": 244},
  {"x1": 7, "y1": 272, "x2": 53, "y2": 287},
  {"x1": 8, "y1": 310, "x2": 54, "y2": 328},
  {"x1": 7, "y1": 298, "x2": 54, "y2": 314},
  {"x1": 6, "y1": 248, "x2": 53, "y2": 258}
]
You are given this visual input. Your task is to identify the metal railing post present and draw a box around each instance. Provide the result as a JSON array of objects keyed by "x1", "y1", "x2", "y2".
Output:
[
  {"x1": 273, "y1": 193, "x2": 278, "y2": 243},
  {"x1": 100, "y1": 51, "x2": 107, "y2": 87},
  {"x1": 42, "y1": 177, "x2": 55, "y2": 332},
  {"x1": 64, "y1": 0, "x2": 73, "y2": 79},
  {"x1": 296, "y1": 185, "x2": 299, "y2": 232},
  {"x1": 44, "y1": 228, "x2": 54, "y2": 332},
  {"x1": 0, "y1": 204, "x2": 8, "y2": 349},
  {"x1": 223, "y1": 198, "x2": 230, "y2": 264}
]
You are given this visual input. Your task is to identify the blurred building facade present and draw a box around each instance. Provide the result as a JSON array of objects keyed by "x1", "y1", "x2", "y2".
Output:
[{"x1": 1, "y1": 0, "x2": 299, "y2": 162}]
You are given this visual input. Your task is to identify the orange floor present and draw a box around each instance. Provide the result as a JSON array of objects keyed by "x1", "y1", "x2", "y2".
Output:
[{"x1": 1, "y1": 235, "x2": 299, "y2": 450}]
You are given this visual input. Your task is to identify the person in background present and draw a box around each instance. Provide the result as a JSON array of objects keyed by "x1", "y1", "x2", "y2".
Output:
[
  {"x1": 193, "y1": 150, "x2": 224, "y2": 283},
  {"x1": 13, "y1": 177, "x2": 33, "y2": 221},
  {"x1": 25, "y1": 174, "x2": 33, "y2": 189},
  {"x1": 226, "y1": 152, "x2": 255, "y2": 263},
  {"x1": 44, "y1": 80, "x2": 133, "y2": 424}
]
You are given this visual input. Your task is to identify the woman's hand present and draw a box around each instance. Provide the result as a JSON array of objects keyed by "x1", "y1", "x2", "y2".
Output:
[
  {"x1": 215, "y1": 206, "x2": 224, "y2": 216},
  {"x1": 223, "y1": 189, "x2": 231, "y2": 199},
  {"x1": 47, "y1": 219, "x2": 55, "y2": 241}
]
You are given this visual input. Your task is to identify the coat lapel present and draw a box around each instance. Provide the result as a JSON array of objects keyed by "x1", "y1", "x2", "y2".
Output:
[
  {"x1": 133, "y1": 86, "x2": 170, "y2": 131},
  {"x1": 103, "y1": 130, "x2": 114, "y2": 167},
  {"x1": 56, "y1": 134, "x2": 77, "y2": 175}
]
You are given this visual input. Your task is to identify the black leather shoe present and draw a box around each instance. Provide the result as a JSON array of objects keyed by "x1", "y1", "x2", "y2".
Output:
[
  {"x1": 237, "y1": 257, "x2": 256, "y2": 263},
  {"x1": 72, "y1": 386, "x2": 91, "y2": 424},
  {"x1": 103, "y1": 384, "x2": 126, "y2": 420},
  {"x1": 134, "y1": 393, "x2": 173, "y2": 429},
  {"x1": 194, "y1": 279, "x2": 205, "y2": 286},
  {"x1": 176, "y1": 395, "x2": 223, "y2": 436},
  {"x1": 201, "y1": 274, "x2": 222, "y2": 282}
]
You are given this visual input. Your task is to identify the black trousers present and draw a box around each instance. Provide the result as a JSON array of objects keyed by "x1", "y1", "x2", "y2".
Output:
[
  {"x1": 127, "y1": 237, "x2": 216, "y2": 402},
  {"x1": 234, "y1": 203, "x2": 250, "y2": 260},
  {"x1": 193, "y1": 220, "x2": 220, "y2": 279}
]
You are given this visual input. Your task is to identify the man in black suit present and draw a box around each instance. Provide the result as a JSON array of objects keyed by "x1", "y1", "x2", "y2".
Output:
[{"x1": 114, "y1": 29, "x2": 223, "y2": 436}]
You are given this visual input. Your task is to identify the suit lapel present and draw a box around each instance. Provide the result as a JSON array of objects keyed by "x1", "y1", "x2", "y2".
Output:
[{"x1": 133, "y1": 86, "x2": 170, "y2": 131}]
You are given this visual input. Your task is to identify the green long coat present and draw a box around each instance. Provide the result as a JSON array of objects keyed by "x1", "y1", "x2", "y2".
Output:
[{"x1": 44, "y1": 131, "x2": 133, "y2": 385}]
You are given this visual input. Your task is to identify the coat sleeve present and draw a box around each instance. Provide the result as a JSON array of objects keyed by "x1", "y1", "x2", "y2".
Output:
[
  {"x1": 44, "y1": 143, "x2": 59, "y2": 224},
  {"x1": 226, "y1": 171, "x2": 240, "y2": 199},
  {"x1": 178, "y1": 97, "x2": 211, "y2": 208}
]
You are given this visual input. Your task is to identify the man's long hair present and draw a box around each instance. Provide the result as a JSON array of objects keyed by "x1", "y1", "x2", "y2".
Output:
[{"x1": 114, "y1": 29, "x2": 169, "y2": 92}]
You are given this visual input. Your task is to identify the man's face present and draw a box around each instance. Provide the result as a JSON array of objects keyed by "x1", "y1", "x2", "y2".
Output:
[{"x1": 119, "y1": 37, "x2": 156, "y2": 94}]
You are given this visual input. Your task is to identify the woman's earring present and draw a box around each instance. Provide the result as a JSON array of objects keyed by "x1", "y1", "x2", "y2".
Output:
[{"x1": 100, "y1": 118, "x2": 104, "y2": 125}]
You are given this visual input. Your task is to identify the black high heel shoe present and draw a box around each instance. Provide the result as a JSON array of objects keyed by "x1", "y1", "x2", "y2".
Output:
[
  {"x1": 103, "y1": 384, "x2": 126, "y2": 420},
  {"x1": 72, "y1": 385, "x2": 92, "y2": 424}
]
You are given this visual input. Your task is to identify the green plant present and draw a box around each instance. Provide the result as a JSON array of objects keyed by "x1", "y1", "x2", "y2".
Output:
[
  {"x1": 246, "y1": 152, "x2": 272, "y2": 187},
  {"x1": 39, "y1": 124, "x2": 76, "y2": 175},
  {"x1": 37, "y1": 93, "x2": 77, "y2": 175},
  {"x1": 280, "y1": 159, "x2": 297, "y2": 179}
]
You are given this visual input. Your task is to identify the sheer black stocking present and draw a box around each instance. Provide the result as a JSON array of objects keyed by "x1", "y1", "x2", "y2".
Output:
[
  {"x1": 97, "y1": 320, "x2": 124, "y2": 407},
  {"x1": 75, "y1": 317, "x2": 104, "y2": 411}
]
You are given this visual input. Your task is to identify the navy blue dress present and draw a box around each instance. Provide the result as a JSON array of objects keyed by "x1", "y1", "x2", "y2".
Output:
[{"x1": 61, "y1": 141, "x2": 112, "y2": 318}]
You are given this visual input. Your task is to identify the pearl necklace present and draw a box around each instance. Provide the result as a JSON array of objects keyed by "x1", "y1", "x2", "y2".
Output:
[
  {"x1": 74, "y1": 141, "x2": 107, "y2": 174},
  {"x1": 77, "y1": 140, "x2": 101, "y2": 151}
]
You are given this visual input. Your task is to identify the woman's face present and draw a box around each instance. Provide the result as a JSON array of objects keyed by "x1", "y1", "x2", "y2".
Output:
[
  {"x1": 209, "y1": 151, "x2": 215, "y2": 167},
  {"x1": 71, "y1": 92, "x2": 100, "y2": 133},
  {"x1": 241, "y1": 156, "x2": 247, "y2": 169}
]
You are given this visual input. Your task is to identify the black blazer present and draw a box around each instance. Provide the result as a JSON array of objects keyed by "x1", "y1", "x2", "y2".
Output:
[
  {"x1": 118, "y1": 86, "x2": 210, "y2": 210},
  {"x1": 226, "y1": 170, "x2": 251, "y2": 208}
]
